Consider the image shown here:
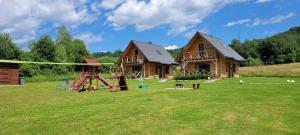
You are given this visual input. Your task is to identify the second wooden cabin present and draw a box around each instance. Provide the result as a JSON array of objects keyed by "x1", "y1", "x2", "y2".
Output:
[
  {"x1": 117, "y1": 40, "x2": 177, "y2": 79},
  {"x1": 176, "y1": 32, "x2": 245, "y2": 78}
]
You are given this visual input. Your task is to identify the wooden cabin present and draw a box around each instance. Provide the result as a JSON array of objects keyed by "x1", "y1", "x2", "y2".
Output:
[
  {"x1": 0, "y1": 62, "x2": 20, "y2": 85},
  {"x1": 117, "y1": 40, "x2": 177, "y2": 79},
  {"x1": 176, "y1": 32, "x2": 244, "y2": 78}
]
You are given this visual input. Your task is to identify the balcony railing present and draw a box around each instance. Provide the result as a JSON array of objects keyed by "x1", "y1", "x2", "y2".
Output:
[
  {"x1": 182, "y1": 50, "x2": 216, "y2": 61},
  {"x1": 121, "y1": 56, "x2": 143, "y2": 65}
]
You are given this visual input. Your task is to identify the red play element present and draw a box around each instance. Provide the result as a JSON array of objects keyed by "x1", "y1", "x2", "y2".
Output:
[
  {"x1": 72, "y1": 58, "x2": 128, "y2": 92},
  {"x1": 72, "y1": 72, "x2": 90, "y2": 91},
  {"x1": 96, "y1": 75, "x2": 113, "y2": 89},
  {"x1": 83, "y1": 59, "x2": 100, "y2": 67},
  {"x1": 72, "y1": 71, "x2": 113, "y2": 92}
]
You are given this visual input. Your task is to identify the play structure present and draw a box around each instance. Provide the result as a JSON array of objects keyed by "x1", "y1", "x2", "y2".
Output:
[{"x1": 72, "y1": 59, "x2": 128, "y2": 92}]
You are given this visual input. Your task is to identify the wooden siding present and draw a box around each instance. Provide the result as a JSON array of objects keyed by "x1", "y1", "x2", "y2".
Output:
[
  {"x1": 179, "y1": 33, "x2": 240, "y2": 78},
  {"x1": 120, "y1": 43, "x2": 173, "y2": 78},
  {"x1": 0, "y1": 63, "x2": 19, "y2": 85}
]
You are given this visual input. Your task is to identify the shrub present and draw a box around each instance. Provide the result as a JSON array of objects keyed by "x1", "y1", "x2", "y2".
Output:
[{"x1": 174, "y1": 72, "x2": 210, "y2": 80}]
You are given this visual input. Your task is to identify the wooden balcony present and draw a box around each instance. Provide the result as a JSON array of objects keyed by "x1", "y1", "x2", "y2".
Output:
[
  {"x1": 182, "y1": 50, "x2": 217, "y2": 62},
  {"x1": 121, "y1": 56, "x2": 143, "y2": 65}
]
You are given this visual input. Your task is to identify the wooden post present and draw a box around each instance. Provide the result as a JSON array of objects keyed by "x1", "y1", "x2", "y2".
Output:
[
  {"x1": 215, "y1": 59, "x2": 218, "y2": 77},
  {"x1": 143, "y1": 63, "x2": 146, "y2": 77}
]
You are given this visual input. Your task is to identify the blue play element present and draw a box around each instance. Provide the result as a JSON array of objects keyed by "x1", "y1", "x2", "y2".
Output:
[{"x1": 138, "y1": 77, "x2": 150, "y2": 89}]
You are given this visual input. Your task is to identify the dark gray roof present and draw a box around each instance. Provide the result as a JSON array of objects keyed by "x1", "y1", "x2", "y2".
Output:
[
  {"x1": 198, "y1": 32, "x2": 245, "y2": 61},
  {"x1": 132, "y1": 40, "x2": 177, "y2": 65}
]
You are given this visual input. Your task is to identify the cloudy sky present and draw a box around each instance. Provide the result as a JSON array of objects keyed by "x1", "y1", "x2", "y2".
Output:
[{"x1": 0, "y1": 0, "x2": 299, "y2": 52}]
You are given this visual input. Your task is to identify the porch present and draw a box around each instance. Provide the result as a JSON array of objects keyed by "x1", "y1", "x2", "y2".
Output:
[{"x1": 180, "y1": 50, "x2": 219, "y2": 77}]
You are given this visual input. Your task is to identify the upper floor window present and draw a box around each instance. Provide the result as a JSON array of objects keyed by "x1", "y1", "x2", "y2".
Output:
[
  {"x1": 199, "y1": 43, "x2": 205, "y2": 52},
  {"x1": 135, "y1": 49, "x2": 138, "y2": 55}
]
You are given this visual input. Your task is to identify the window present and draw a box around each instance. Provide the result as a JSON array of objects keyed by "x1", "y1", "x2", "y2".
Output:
[
  {"x1": 199, "y1": 43, "x2": 205, "y2": 56},
  {"x1": 199, "y1": 44, "x2": 205, "y2": 52},
  {"x1": 135, "y1": 49, "x2": 138, "y2": 55},
  {"x1": 156, "y1": 49, "x2": 162, "y2": 55}
]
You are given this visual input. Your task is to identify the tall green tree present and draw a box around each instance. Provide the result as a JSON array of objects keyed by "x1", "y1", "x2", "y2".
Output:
[
  {"x1": 31, "y1": 36, "x2": 56, "y2": 62},
  {"x1": 56, "y1": 26, "x2": 72, "y2": 46},
  {"x1": 70, "y1": 39, "x2": 90, "y2": 63},
  {"x1": 0, "y1": 33, "x2": 21, "y2": 60},
  {"x1": 55, "y1": 26, "x2": 72, "y2": 62}
]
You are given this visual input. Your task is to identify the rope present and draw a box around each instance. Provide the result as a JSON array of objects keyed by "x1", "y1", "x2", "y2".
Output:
[{"x1": 0, "y1": 59, "x2": 114, "y2": 65}]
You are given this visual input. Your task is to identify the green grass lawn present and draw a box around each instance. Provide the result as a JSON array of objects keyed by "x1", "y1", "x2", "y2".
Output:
[{"x1": 0, "y1": 77, "x2": 299, "y2": 135}]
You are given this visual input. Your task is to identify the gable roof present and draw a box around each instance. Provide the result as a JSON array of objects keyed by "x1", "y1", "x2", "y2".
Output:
[
  {"x1": 177, "y1": 32, "x2": 244, "y2": 61},
  {"x1": 83, "y1": 58, "x2": 100, "y2": 66},
  {"x1": 198, "y1": 32, "x2": 244, "y2": 61},
  {"x1": 119, "y1": 40, "x2": 177, "y2": 65}
]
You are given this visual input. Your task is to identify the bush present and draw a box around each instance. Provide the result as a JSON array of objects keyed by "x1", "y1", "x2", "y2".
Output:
[
  {"x1": 174, "y1": 72, "x2": 210, "y2": 80},
  {"x1": 25, "y1": 72, "x2": 79, "y2": 82},
  {"x1": 241, "y1": 57, "x2": 263, "y2": 67}
]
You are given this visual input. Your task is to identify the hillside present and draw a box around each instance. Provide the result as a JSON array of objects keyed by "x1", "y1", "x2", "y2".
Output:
[
  {"x1": 231, "y1": 26, "x2": 300, "y2": 66},
  {"x1": 240, "y1": 62, "x2": 300, "y2": 77}
]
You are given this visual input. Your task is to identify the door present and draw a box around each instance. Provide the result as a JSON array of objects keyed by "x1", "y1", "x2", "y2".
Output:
[
  {"x1": 158, "y1": 66, "x2": 163, "y2": 78},
  {"x1": 198, "y1": 63, "x2": 210, "y2": 72},
  {"x1": 227, "y1": 64, "x2": 234, "y2": 78}
]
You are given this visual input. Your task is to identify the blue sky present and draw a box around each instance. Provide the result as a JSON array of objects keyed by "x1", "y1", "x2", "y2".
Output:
[{"x1": 0, "y1": 0, "x2": 299, "y2": 52}]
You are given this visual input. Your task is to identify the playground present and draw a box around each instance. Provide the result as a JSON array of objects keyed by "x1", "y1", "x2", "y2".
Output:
[{"x1": 0, "y1": 77, "x2": 299, "y2": 134}]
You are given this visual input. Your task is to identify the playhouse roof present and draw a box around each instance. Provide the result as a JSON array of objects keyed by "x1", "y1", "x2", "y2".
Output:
[
  {"x1": 130, "y1": 40, "x2": 178, "y2": 65},
  {"x1": 83, "y1": 59, "x2": 100, "y2": 66}
]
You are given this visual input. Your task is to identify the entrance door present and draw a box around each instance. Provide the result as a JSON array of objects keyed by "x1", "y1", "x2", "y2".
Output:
[
  {"x1": 158, "y1": 66, "x2": 163, "y2": 78},
  {"x1": 198, "y1": 63, "x2": 210, "y2": 72},
  {"x1": 227, "y1": 64, "x2": 234, "y2": 78}
]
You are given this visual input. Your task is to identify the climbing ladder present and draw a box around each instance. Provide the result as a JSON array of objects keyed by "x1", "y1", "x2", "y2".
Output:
[
  {"x1": 72, "y1": 72, "x2": 90, "y2": 91},
  {"x1": 72, "y1": 71, "x2": 115, "y2": 92}
]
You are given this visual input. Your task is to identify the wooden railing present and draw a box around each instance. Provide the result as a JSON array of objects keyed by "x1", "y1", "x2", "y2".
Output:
[
  {"x1": 121, "y1": 56, "x2": 143, "y2": 65},
  {"x1": 182, "y1": 50, "x2": 216, "y2": 61}
]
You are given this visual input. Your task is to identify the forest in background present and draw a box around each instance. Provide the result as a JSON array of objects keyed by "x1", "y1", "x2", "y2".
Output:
[{"x1": 1, "y1": 26, "x2": 300, "y2": 77}]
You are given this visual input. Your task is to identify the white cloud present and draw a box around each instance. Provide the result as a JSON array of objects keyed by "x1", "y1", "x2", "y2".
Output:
[
  {"x1": 75, "y1": 32, "x2": 103, "y2": 44},
  {"x1": 184, "y1": 28, "x2": 209, "y2": 38},
  {"x1": 225, "y1": 19, "x2": 251, "y2": 27},
  {"x1": 0, "y1": 0, "x2": 99, "y2": 46},
  {"x1": 106, "y1": 0, "x2": 248, "y2": 36},
  {"x1": 164, "y1": 45, "x2": 179, "y2": 50},
  {"x1": 256, "y1": 0, "x2": 271, "y2": 3},
  {"x1": 225, "y1": 12, "x2": 295, "y2": 27},
  {"x1": 251, "y1": 12, "x2": 294, "y2": 26}
]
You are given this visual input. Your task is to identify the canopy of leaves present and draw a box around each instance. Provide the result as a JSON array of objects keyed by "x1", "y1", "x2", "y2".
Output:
[{"x1": 0, "y1": 33, "x2": 21, "y2": 60}]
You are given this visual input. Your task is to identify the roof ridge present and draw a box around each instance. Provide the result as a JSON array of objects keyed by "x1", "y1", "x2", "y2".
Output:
[
  {"x1": 132, "y1": 40, "x2": 164, "y2": 48},
  {"x1": 198, "y1": 32, "x2": 224, "y2": 42}
]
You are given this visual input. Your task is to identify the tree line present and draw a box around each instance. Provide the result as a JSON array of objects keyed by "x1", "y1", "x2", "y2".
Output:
[
  {"x1": 0, "y1": 26, "x2": 90, "y2": 76},
  {"x1": 230, "y1": 26, "x2": 300, "y2": 66},
  {"x1": 1, "y1": 25, "x2": 300, "y2": 76}
]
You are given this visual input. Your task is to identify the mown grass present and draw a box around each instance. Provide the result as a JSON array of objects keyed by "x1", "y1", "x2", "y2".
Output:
[
  {"x1": 0, "y1": 77, "x2": 299, "y2": 135},
  {"x1": 240, "y1": 63, "x2": 300, "y2": 77}
]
